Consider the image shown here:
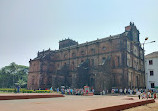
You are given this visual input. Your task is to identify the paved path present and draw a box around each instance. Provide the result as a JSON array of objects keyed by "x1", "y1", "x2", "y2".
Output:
[{"x1": 0, "y1": 95, "x2": 153, "y2": 111}]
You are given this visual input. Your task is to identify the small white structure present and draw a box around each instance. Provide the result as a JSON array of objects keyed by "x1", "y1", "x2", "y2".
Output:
[{"x1": 145, "y1": 51, "x2": 158, "y2": 90}]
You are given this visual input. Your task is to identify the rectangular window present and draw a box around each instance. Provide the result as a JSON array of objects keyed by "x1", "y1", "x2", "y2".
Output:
[
  {"x1": 113, "y1": 60, "x2": 115, "y2": 68},
  {"x1": 149, "y1": 60, "x2": 153, "y2": 65},
  {"x1": 127, "y1": 42, "x2": 130, "y2": 52},
  {"x1": 72, "y1": 61, "x2": 74, "y2": 70},
  {"x1": 91, "y1": 59, "x2": 94, "y2": 66},
  {"x1": 117, "y1": 56, "x2": 120, "y2": 66},
  {"x1": 150, "y1": 71, "x2": 154, "y2": 76},
  {"x1": 151, "y1": 83, "x2": 155, "y2": 88},
  {"x1": 102, "y1": 57, "x2": 106, "y2": 64}
]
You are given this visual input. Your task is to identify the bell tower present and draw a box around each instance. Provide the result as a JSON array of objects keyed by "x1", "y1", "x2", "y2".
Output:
[
  {"x1": 125, "y1": 22, "x2": 140, "y2": 42},
  {"x1": 59, "y1": 38, "x2": 78, "y2": 49}
]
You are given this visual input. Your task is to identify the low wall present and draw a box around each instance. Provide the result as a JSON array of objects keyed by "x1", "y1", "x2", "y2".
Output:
[
  {"x1": 89, "y1": 99, "x2": 155, "y2": 111},
  {"x1": 0, "y1": 94, "x2": 64, "y2": 100}
]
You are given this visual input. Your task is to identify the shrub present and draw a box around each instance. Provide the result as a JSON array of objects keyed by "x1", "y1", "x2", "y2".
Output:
[
  {"x1": 0, "y1": 88, "x2": 15, "y2": 93},
  {"x1": 0, "y1": 88, "x2": 53, "y2": 93},
  {"x1": 35, "y1": 90, "x2": 51, "y2": 93}
]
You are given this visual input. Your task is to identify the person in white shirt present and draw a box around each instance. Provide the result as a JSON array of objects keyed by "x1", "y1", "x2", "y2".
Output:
[
  {"x1": 147, "y1": 91, "x2": 151, "y2": 99},
  {"x1": 124, "y1": 88, "x2": 127, "y2": 94},
  {"x1": 137, "y1": 90, "x2": 141, "y2": 99},
  {"x1": 119, "y1": 88, "x2": 123, "y2": 94}
]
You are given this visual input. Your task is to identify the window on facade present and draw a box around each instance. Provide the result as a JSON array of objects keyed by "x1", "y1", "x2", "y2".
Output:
[
  {"x1": 72, "y1": 52, "x2": 76, "y2": 57},
  {"x1": 127, "y1": 41, "x2": 130, "y2": 52},
  {"x1": 134, "y1": 60, "x2": 137, "y2": 69},
  {"x1": 57, "y1": 64, "x2": 59, "y2": 68},
  {"x1": 136, "y1": 62, "x2": 139, "y2": 70},
  {"x1": 151, "y1": 83, "x2": 155, "y2": 88},
  {"x1": 91, "y1": 59, "x2": 94, "y2": 66},
  {"x1": 64, "y1": 53, "x2": 67, "y2": 58},
  {"x1": 32, "y1": 76, "x2": 35, "y2": 85},
  {"x1": 102, "y1": 46, "x2": 106, "y2": 50},
  {"x1": 102, "y1": 57, "x2": 106, "y2": 64},
  {"x1": 81, "y1": 51, "x2": 85, "y2": 56},
  {"x1": 91, "y1": 48, "x2": 95, "y2": 54},
  {"x1": 150, "y1": 71, "x2": 154, "y2": 76},
  {"x1": 149, "y1": 60, "x2": 153, "y2": 65},
  {"x1": 127, "y1": 58, "x2": 130, "y2": 67},
  {"x1": 117, "y1": 56, "x2": 120, "y2": 66},
  {"x1": 72, "y1": 61, "x2": 74, "y2": 69},
  {"x1": 113, "y1": 60, "x2": 115, "y2": 68}
]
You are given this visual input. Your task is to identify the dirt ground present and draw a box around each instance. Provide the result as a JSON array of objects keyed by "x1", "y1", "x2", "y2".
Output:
[
  {"x1": 124, "y1": 99, "x2": 158, "y2": 111},
  {"x1": 0, "y1": 94, "x2": 154, "y2": 111}
]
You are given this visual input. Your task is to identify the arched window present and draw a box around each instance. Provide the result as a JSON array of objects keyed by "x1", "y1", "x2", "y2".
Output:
[
  {"x1": 64, "y1": 53, "x2": 67, "y2": 58},
  {"x1": 102, "y1": 46, "x2": 106, "y2": 50},
  {"x1": 32, "y1": 76, "x2": 35, "y2": 85},
  {"x1": 72, "y1": 61, "x2": 74, "y2": 65},
  {"x1": 102, "y1": 57, "x2": 106, "y2": 64},
  {"x1": 91, "y1": 48, "x2": 95, "y2": 54},
  {"x1": 81, "y1": 50, "x2": 85, "y2": 56},
  {"x1": 57, "y1": 64, "x2": 59, "y2": 68},
  {"x1": 117, "y1": 56, "x2": 120, "y2": 66},
  {"x1": 72, "y1": 52, "x2": 76, "y2": 57},
  {"x1": 72, "y1": 61, "x2": 75, "y2": 70},
  {"x1": 91, "y1": 59, "x2": 94, "y2": 66}
]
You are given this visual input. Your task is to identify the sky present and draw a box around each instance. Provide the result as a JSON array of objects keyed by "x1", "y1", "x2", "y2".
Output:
[{"x1": 0, "y1": 0, "x2": 158, "y2": 68}]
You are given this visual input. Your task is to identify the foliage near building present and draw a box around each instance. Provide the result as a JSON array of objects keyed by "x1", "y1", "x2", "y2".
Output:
[{"x1": 0, "y1": 62, "x2": 28, "y2": 88}]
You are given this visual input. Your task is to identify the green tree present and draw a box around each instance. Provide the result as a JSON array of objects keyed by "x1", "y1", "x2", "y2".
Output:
[
  {"x1": 0, "y1": 62, "x2": 28, "y2": 88},
  {"x1": 15, "y1": 79, "x2": 27, "y2": 88}
]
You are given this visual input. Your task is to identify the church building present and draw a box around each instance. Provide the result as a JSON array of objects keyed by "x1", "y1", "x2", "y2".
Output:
[{"x1": 27, "y1": 23, "x2": 145, "y2": 92}]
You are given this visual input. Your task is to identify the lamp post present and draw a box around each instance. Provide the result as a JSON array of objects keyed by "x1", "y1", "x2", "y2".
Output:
[
  {"x1": 142, "y1": 38, "x2": 155, "y2": 89},
  {"x1": 132, "y1": 38, "x2": 155, "y2": 89},
  {"x1": 143, "y1": 37, "x2": 148, "y2": 89}
]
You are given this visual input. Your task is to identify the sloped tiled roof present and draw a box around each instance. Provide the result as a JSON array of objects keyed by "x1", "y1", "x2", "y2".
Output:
[{"x1": 145, "y1": 51, "x2": 158, "y2": 59}]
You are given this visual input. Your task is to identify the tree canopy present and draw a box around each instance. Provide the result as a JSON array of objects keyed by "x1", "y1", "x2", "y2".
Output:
[{"x1": 0, "y1": 62, "x2": 28, "y2": 88}]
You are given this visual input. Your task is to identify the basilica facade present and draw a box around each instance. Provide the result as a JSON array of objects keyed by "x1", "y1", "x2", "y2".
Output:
[{"x1": 27, "y1": 23, "x2": 145, "y2": 92}]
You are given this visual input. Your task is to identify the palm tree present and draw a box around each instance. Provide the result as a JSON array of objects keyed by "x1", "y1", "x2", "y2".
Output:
[
  {"x1": 9, "y1": 62, "x2": 18, "y2": 88},
  {"x1": 15, "y1": 79, "x2": 26, "y2": 88}
]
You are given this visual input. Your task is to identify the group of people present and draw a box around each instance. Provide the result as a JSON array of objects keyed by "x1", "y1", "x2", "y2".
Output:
[
  {"x1": 111, "y1": 88, "x2": 138, "y2": 95},
  {"x1": 110, "y1": 88, "x2": 157, "y2": 99},
  {"x1": 136, "y1": 89, "x2": 157, "y2": 99},
  {"x1": 50, "y1": 86, "x2": 157, "y2": 99},
  {"x1": 61, "y1": 88, "x2": 84, "y2": 95},
  {"x1": 53, "y1": 88, "x2": 94, "y2": 95}
]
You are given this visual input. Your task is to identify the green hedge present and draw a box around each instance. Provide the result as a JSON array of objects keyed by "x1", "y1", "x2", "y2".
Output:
[
  {"x1": 35, "y1": 90, "x2": 51, "y2": 93},
  {"x1": 0, "y1": 88, "x2": 53, "y2": 93},
  {"x1": 21, "y1": 90, "x2": 35, "y2": 93},
  {"x1": 0, "y1": 88, "x2": 15, "y2": 93}
]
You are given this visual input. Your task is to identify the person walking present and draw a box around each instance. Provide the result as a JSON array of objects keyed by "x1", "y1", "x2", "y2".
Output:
[
  {"x1": 154, "y1": 92, "x2": 157, "y2": 99},
  {"x1": 147, "y1": 91, "x2": 150, "y2": 99},
  {"x1": 102, "y1": 90, "x2": 105, "y2": 95},
  {"x1": 130, "y1": 89, "x2": 133, "y2": 95},
  {"x1": 128, "y1": 88, "x2": 130, "y2": 94},
  {"x1": 119, "y1": 88, "x2": 123, "y2": 95},
  {"x1": 124, "y1": 88, "x2": 127, "y2": 95},
  {"x1": 17, "y1": 86, "x2": 20, "y2": 93},
  {"x1": 137, "y1": 90, "x2": 141, "y2": 99}
]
